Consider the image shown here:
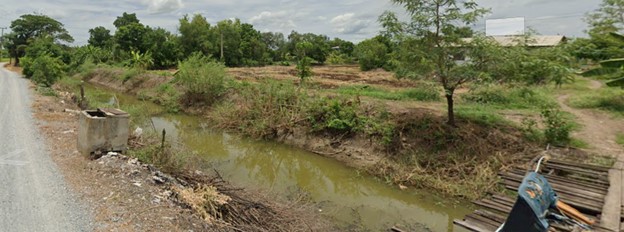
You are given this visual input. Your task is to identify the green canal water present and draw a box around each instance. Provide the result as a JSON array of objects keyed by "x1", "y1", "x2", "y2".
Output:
[{"x1": 86, "y1": 84, "x2": 473, "y2": 231}]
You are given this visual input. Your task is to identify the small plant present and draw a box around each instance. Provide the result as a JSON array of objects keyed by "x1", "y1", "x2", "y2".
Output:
[
  {"x1": 520, "y1": 117, "x2": 543, "y2": 142},
  {"x1": 541, "y1": 108, "x2": 573, "y2": 146},
  {"x1": 128, "y1": 50, "x2": 154, "y2": 70}
]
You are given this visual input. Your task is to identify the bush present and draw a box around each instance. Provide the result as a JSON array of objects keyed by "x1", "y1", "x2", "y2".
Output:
[
  {"x1": 27, "y1": 54, "x2": 66, "y2": 87},
  {"x1": 541, "y1": 108, "x2": 573, "y2": 146},
  {"x1": 176, "y1": 54, "x2": 228, "y2": 106},
  {"x1": 307, "y1": 97, "x2": 362, "y2": 134},
  {"x1": 355, "y1": 37, "x2": 389, "y2": 71},
  {"x1": 155, "y1": 83, "x2": 181, "y2": 113}
]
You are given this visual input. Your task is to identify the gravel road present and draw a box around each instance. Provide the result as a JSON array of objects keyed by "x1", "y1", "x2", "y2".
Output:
[{"x1": 0, "y1": 64, "x2": 92, "y2": 231}]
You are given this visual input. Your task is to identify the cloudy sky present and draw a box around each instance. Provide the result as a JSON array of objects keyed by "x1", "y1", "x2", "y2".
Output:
[{"x1": 0, "y1": 0, "x2": 603, "y2": 45}]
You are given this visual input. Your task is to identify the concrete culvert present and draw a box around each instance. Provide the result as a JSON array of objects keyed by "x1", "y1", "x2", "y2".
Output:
[{"x1": 77, "y1": 108, "x2": 130, "y2": 159}]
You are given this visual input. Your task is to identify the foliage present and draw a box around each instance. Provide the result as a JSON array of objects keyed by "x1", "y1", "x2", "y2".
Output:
[
  {"x1": 128, "y1": 50, "x2": 154, "y2": 70},
  {"x1": 307, "y1": 97, "x2": 362, "y2": 134},
  {"x1": 354, "y1": 36, "x2": 390, "y2": 71},
  {"x1": 115, "y1": 22, "x2": 148, "y2": 52},
  {"x1": 176, "y1": 54, "x2": 228, "y2": 106},
  {"x1": 113, "y1": 12, "x2": 140, "y2": 29},
  {"x1": 27, "y1": 54, "x2": 66, "y2": 87},
  {"x1": 585, "y1": 0, "x2": 624, "y2": 34},
  {"x1": 326, "y1": 51, "x2": 352, "y2": 65},
  {"x1": 380, "y1": 0, "x2": 489, "y2": 126},
  {"x1": 7, "y1": 14, "x2": 73, "y2": 65},
  {"x1": 287, "y1": 31, "x2": 332, "y2": 64},
  {"x1": 88, "y1": 26, "x2": 112, "y2": 48},
  {"x1": 581, "y1": 32, "x2": 624, "y2": 87},
  {"x1": 155, "y1": 83, "x2": 181, "y2": 113},
  {"x1": 541, "y1": 108, "x2": 573, "y2": 146}
]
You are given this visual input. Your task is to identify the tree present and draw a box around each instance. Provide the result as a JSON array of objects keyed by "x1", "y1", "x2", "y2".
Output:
[
  {"x1": 88, "y1": 26, "x2": 112, "y2": 48},
  {"x1": 8, "y1": 14, "x2": 73, "y2": 65},
  {"x1": 214, "y1": 19, "x2": 243, "y2": 66},
  {"x1": 354, "y1": 36, "x2": 389, "y2": 71},
  {"x1": 287, "y1": 31, "x2": 331, "y2": 64},
  {"x1": 582, "y1": 32, "x2": 624, "y2": 87},
  {"x1": 143, "y1": 27, "x2": 181, "y2": 69},
  {"x1": 114, "y1": 22, "x2": 148, "y2": 52},
  {"x1": 295, "y1": 42, "x2": 313, "y2": 83},
  {"x1": 240, "y1": 23, "x2": 267, "y2": 66},
  {"x1": 382, "y1": 0, "x2": 489, "y2": 126},
  {"x1": 178, "y1": 14, "x2": 215, "y2": 57},
  {"x1": 114, "y1": 12, "x2": 140, "y2": 29}
]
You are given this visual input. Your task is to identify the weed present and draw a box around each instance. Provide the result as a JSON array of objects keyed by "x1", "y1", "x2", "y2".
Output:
[
  {"x1": 541, "y1": 108, "x2": 573, "y2": 146},
  {"x1": 121, "y1": 68, "x2": 143, "y2": 83},
  {"x1": 520, "y1": 117, "x2": 544, "y2": 142},
  {"x1": 307, "y1": 97, "x2": 362, "y2": 134},
  {"x1": 155, "y1": 83, "x2": 181, "y2": 113},
  {"x1": 36, "y1": 85, "x2": 57, "y2": 97},
  {"x1": 455, "y1": 105, "x2": 508, "y2": 127}
]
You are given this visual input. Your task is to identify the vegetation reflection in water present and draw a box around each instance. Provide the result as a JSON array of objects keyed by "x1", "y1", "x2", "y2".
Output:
[{"x1": 91, "y1": 85, "x2": 473, "y2": 231}]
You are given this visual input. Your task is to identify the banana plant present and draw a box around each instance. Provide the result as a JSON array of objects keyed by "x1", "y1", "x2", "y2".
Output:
[{"x1": 581, "y1": 32, "x2": 624, "y2": 87}]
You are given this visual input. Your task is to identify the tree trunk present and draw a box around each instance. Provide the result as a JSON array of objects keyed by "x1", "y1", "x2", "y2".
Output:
[
  {"x1": 14, "y1": 54, "x2": 19, "y2": 66},
  {"x1": 445, "y1": 90, "x2": 456, "y2": 126}
]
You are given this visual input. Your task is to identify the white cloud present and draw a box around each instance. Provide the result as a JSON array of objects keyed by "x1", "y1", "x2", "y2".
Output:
[
  {"x1": 249, "y1": 11, "x2": 296, "y2": 31},
  {"x1": 141, "y1": 0, "x2": 184, "y2": 14},
  {"x1": 330, "y1": 13, "x2": 372, "y2": 34}
]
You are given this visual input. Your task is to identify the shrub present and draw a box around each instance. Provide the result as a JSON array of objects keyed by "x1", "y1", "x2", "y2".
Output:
[
  {"x1": 155, "y1": 83, "x2": 181, "y2": 113},
  {"x1": 28, "y1": 54, "x2": 66, "y2": 87},
  {"x1": 541, "y1": 108, "x2": 573, "y2": 146},
  {"x1": 307, "y1": 97, "x2": 362, "y2": 134},
  {"x1": 176, "y1": 54, "x2": 228, "y2": 106}
]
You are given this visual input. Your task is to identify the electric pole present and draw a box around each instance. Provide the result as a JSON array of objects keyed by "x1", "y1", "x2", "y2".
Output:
[{"x1": 0, "y1": 27, "x2": 6, "y2": 63}]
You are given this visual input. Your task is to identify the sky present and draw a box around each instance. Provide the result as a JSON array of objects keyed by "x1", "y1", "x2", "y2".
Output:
[{"x1": 0, "y1": 0, "x2": 603, "y2": 45}]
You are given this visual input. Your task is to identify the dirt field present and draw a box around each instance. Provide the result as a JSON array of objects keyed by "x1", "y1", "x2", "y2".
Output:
[{"x1": 228, "y1": 65, "x2": 419, "y2": 89}]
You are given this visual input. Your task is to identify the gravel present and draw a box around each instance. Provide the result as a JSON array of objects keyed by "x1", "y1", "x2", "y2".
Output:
[{"x1": 0, "y1": 64, "x2": 92, "y2": 231}]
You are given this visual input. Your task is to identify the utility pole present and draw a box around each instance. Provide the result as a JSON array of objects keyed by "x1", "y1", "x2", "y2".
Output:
[{"x1": 0, "y1": 27, "x2": 6, "y2": 63}]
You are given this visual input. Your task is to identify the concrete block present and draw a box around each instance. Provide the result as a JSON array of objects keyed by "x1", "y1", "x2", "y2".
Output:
[{"x1": 77, "y1": 108, "x2": 130, "y2": 157}]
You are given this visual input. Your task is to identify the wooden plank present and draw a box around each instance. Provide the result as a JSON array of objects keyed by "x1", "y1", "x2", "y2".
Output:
[
  {"x1": 473, "y1": 199, "x2": 512, "y2": 214},
  {"x1": 548, "y1": 159, "x2": 610, "y2": 172},
  {"x1": 501, "y1": 171, "x2": 609, "y2": 195}
]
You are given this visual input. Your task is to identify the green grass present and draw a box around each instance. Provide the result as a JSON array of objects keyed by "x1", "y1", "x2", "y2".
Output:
[
  {"x1": 569, "y1": 138, "x2": 590, "y2": 149},
  {"x1": 335, "y1": 84, "x2": 441, "y2": 102},
  {"x1": 462, "y1": 85, "x2": 557, "y2": 110},
  {"x1": 568, "y1": 87, "x2": 624, "y2": 114},
  {"x1": 455, "y1": 104, "x2": 509, "y2": 127}
]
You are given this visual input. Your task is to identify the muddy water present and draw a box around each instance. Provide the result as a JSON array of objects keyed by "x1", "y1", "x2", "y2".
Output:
[{"x1": 87, "y1": 85, "x2": 473, "y2": 231}]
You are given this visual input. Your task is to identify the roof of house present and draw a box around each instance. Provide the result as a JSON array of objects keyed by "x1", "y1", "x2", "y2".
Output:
[{"x1": 462, "y1": 35, "x2": 567, "y2": 47}]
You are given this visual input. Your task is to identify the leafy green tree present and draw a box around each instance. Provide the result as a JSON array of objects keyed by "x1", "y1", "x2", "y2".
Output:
[
  {"x1": 287, "y1": 31, "x2": 331, "y2": 64},
  {"x1": 8, "y1": 14, "x2": 73, "y2": 65},
  {"x1": 214, "y1": 19, "x2": 243, "y2": 66},
  {"x1": 178, "y1": 14, "x2": 215, "y2": 57},
  {"x1": 262, "y1": 32, "x2": 287, "y2": 62},
  {"x1": 381, "y1": 0, "x2": 489, "y2": 126},
  {"x1": 114, "y1": 12, "x2": 140, "y2": 29},
  {"x1": 240, "y1": 23, "x2": 267, "y2": 66},
  {"x1": 115, "y1": 22, "x2": 148, "y2": 52},
  {"x1": 22, "y1": 53, "x2": 65, "y2": 87},
  {"x1": 88, "y1": 26, "x2": 112, "y2": 48},
  {"x1": 582, "y1": 32, "x2": 624, "y2": 87},
  {"x1": 296, "y1": 42, "x2": 313, "y2": 83},
  {"x1": 143, "y1": 27, "x2": 181, "y2": 68},
  {"x1": 354, "y1": 36, "x2": 389, "y2": 71}
]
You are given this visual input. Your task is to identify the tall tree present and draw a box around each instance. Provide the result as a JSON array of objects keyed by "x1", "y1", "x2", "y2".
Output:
[
  {"x1": 178, "y1": 14, "x2": 215, "y2": 57},
  {"x1": 382, "y1": 0, "x2": 489, "y2": 126},
  {"x1": 8, "y1": 14, "x2": 73, "y2": 65},
  {"x1": 114, "y1": 12, "x2": 140, "y2": 29},
  {"x1": 88, "y1": 26, "x2": 112, "y2": 48},
  {"x1": 115, "y1": 22, "x2": 148, "y2": 52}
]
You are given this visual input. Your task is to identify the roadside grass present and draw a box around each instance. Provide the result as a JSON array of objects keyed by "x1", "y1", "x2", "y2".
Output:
[
  {"x1": 334, "y1": 84, "x2": 441, "y2": 102},
  {"x1": 567, "y1": 87, "x2": 624, "y2": 116},
  {"x1": 455, "y1": 104, "x2": 509, "y2": 127}
]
